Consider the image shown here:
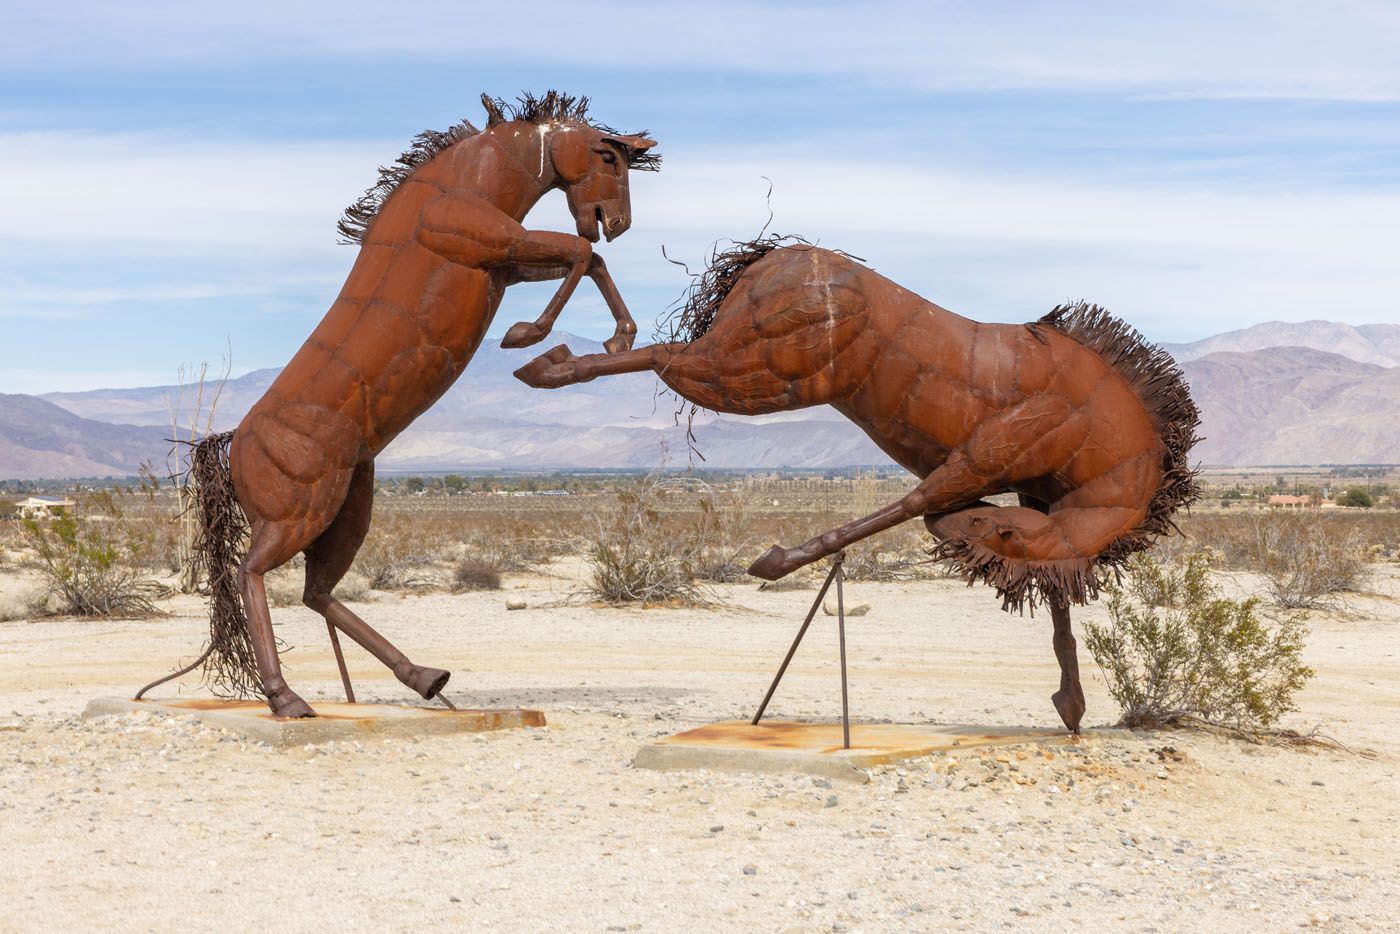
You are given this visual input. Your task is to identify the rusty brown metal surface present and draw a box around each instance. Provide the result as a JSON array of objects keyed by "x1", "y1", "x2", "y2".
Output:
[
  {"x1": 154, "y1": 92, "x2": 658, "y2": 718},
  {"x1": 516, "y1": 239, "x2": 1201, "y2": 732}
]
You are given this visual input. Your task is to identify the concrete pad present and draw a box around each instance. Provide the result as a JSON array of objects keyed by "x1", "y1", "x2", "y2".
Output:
[
  {"x1": 83, "y1": 697, "x2": 544, "y2": 747},
  {"x1": 634, "y1": 720, "x2": 1088, "y2": 783}
]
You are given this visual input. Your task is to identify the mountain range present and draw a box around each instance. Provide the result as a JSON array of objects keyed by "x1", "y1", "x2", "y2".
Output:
[{"x1": 3, "y1": 321, "x2": 1397, "y2": 478}]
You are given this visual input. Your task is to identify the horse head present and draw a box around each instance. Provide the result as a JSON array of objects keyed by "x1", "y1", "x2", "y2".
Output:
[
  {"x1": 549, "y1": 125, "x2": 657, "y2": 242},
  {"x1": 479, "y1": 92, "x2": 658, "y2": 243}
]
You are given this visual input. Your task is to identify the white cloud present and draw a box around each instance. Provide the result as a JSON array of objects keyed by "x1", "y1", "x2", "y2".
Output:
[
  {"x1": 4, "y1": 1, "x2": 1400, "y2": 101},
  {"x1": 0, "y1": 131, "x2": 381, "y2": 247},
  {"x1": 2, "y1": 129, "x2": 1397, "y2": 344}
]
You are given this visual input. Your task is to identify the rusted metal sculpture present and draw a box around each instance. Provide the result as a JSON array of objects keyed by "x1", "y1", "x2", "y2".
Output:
[
  {"x1": 516, "y1": 238, "x2": 1200, "y2": 731},
  {"x1": 141, "y1": 92, "x2": 658, "y2": 717}
]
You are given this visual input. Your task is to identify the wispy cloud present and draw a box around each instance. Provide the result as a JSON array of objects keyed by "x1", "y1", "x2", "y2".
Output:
[
  {"x1": 5, "y1": 1, "x2": 1400, "y2": 101},
  {"x1": 1, "y1": 3, "x2": 1396, "y2": 394},
  {"x1": 3, "y1": 128, "x2": 1396, "y2": 357}
]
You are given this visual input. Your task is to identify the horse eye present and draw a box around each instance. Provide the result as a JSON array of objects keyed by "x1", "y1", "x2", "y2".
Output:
[{"x1": 600, "y1": 149, "x2": 617, "y2": 165}]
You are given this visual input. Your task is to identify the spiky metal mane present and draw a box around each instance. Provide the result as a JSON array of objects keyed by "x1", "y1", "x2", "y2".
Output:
[
  {"x1": 937, "y1": 303, "x2": 1203, "y2": 613},
  {"x1": 662, "y1": 235, "x2": 814, "y2": 343},
  {"x1": 336, "y1": 90, "x2": 660, "y2": 244},
  {"x1": 1037, "y1": 300, "x2": 1202, "y2": 564}
]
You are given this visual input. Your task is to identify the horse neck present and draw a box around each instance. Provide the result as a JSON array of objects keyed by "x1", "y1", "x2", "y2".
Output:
[{"x1": 417, "y1": 125, "x2": 558, "y2": 221}]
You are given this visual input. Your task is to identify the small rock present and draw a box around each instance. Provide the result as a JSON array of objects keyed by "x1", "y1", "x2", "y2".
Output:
[
  {"x1": 505, "y1": 598, "x2": 527, "y2": 610},
  {"x1": 824, "y1": 794, "x2": 839, "y2": 808},
  {"x1": 1311, "y1": 780, "x2": 1325, "y2": 787},
  {"x1": 710, "y1": 825, "x2": 725, "y2": 833},
  {"x1": 822, "y1": 601, "x2": 871, "y2": 617},
  {"x1": 742, "y1": 864, "x2": 757, "y2": 876}
]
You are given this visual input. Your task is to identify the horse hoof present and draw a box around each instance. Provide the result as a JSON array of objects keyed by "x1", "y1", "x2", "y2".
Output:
[
  {"x1": 747, "y1": 545, "x2": 791, "y2": 581},
  {"x1": 1052, "y1": 687, "x2": 1086, "y2": 733},
  {"x1": 269, "y1": 690, "x2": 316, "y2": 719},
  {"x1": 397, "y1": 663, "x2": 451, "y2": 700},
  {"x1": 514, "y1": 345, "x2": 576, "y2": 388},
  {"x1": 603, "y1": 332, "x2": 634, "y2": 354},
  {"x1": 501, "y1": 321, "x2": 546, "y2": 349}
]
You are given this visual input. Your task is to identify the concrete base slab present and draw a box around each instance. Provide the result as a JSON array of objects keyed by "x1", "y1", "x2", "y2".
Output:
[
  {"x1": 83, "y1": 697, "x2": 545, "y2": 747},
  {"x1": 634, "y1": 720, "x2": 1087, "y2": 783}
]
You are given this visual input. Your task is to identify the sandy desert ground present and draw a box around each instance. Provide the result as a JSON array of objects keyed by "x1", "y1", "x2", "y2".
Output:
[{"x1": 1, "y1": 561, "x2": 1397, "y2": 932}]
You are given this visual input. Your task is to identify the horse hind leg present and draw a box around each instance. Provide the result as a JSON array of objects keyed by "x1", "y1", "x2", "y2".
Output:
[
  {"x1": 302, "y1": 461, "x2": 450, "y2": 701},
  {"x1": 513, "y1": 342, "x2": 671, "y2": 389},
  {"x1": 1017, "y1": 494, "x2": 1086, "y2": 733},
  {"x1": 238, "y1": 521, "x2": 317, "y2": 718},
  {"x1": 1049, "y1": 602, "x2": 1086, "y2": 733}
]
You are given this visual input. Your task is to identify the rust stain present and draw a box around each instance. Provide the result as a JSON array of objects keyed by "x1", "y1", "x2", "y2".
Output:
[
  {"x1": 664, "y1": 720, "x2": 1071, "y2": 757},
  {"x1": 164, "y1": 699, "x2": 266, "y2": 712},
  {"x1": 155, "y1": 699, "x2": 545, "y2": 729}
]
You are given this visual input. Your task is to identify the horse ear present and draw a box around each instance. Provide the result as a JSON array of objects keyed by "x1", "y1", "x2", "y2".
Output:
[
  {"x1": 601, "y1": 133, "x2": 656, "y2": 152},
  {"x1": 481, "y1": 94, "x2": 506, "y2": 128}
]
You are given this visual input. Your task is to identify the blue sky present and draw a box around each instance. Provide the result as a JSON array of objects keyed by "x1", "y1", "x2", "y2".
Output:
[{"x1": 2, "y1": 0, "x2": 1398, "y2": 393}]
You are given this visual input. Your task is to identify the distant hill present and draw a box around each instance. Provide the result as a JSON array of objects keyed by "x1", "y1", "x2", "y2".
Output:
[
  {"x1": 1164, "y1": 321, "x2": 1400, "y2": 368},
  {"x1": 9, "y1": 325, "x2": 1400, "y2": 479},
  {"x1": 1179, "y1": 346, "x2": 1400, "y2": 465},
  {"x1": 0, "y1": 394, "x2": 168, "y2": 480},
  {"x1": 34, "y1": 334, "x2": 887, "y2": 474}
]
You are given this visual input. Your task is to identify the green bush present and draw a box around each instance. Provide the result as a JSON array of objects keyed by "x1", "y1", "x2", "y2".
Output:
[
  {"x1": 19, "y1": 496, "x2": 161, "y2": 618},
  {"x1": 1336, "y1": 489, "x2": 1375, "y2": 509},
  {"x1": 1084, "y1": 553, "x2": 1313, "y2": 731}
]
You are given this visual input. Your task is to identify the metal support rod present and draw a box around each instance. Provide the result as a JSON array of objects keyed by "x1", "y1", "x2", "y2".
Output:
[
  {"x1": 751, "y1": 552, "x2": 845, "y2": 726},
  {"x1": 326, "y1": 620, "x2": 356, "y2": 704},
  {"x1": 836, "y1": 558, "x2": 850, "y2": 750}
]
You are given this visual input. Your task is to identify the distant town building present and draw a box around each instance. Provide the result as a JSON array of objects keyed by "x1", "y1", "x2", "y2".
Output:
[
  {"x1": 16, "y1": 496, "x2": 76, "y2": 519},
  {"x1": 1267, "y1": 494, "x2": 1314, "y2": 509}
]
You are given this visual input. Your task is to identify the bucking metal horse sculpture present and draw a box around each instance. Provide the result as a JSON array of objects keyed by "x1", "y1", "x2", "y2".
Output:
[
  {"x1": 144, "y1": 92, "x2": 658, "y2": 717},
  {"x1": 516, "y1": 238, "x2": 1201, "y2": 731}
]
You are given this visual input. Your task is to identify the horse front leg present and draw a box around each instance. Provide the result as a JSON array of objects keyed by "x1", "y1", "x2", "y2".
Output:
[
  {"x1": 585, "y1": 254, "x2": 638, "y2": 353},
  {"x1": 501, "y1": 252, "x2": 591, "y2": 349},
  {"x1": 502, "y1": 254, "x2": 639, "y2": 353}
]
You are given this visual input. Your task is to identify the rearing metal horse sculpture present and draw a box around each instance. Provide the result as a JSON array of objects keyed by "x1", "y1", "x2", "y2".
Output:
[
  {"x1": 516, "y1": 238, "x2": 1200, "y2": 731},
  {"x1": 153, "y1": 92, "x2": 658, "y2": 718}
]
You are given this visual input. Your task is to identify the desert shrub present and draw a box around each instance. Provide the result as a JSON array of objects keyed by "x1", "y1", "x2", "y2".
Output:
[
  {"x1": 452, "y1": 555, "x2": 503, "y2": 591},
  {"x1": 18, "y1": 496, "x2": 162, "y2": 618},
  {"x1": 1084, "y1": 552, "x2": 1313, "y2": 731},
  {"x1": 263, "y1": 566, "x2": 305, "y2": 608},
  {"x1": 352, "y1": 511, "x2": 442, "y2": 590},
  {"x1": 264, "y1": 566, "x2": 369, "y2": 607},
  {"x1": 1336, "y1": 489, "x2": 1375, "y2": 509},
  {"x1": 842, "y1": 524, "x2": 940, "y2": 581},
  {"x1": 1239, "y1": 513, "x2": 1368, "y2": 609},
  {"x1": 0, "y1": 590, "x2": 46, "y2": 622},
  {"x1": 583, "y1": 475, "x2": 712, "y2": 605},
  {"x1": 335, "y1": 571, "x2": 371, "y2": 603},
  {"x1": 696, "y1": 546, "x2": 750, "y2": 583}
]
